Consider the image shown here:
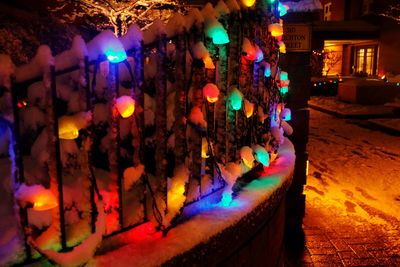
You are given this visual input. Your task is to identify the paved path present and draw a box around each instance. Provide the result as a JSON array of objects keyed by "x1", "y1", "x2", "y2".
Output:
[{"x1": 286, "y1": 109, "x2": 400, "y2": 266}]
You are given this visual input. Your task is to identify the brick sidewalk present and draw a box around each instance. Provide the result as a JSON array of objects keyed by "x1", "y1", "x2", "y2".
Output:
[{"x1": 286, "y1": 204, "x2": 400, "y2": 267}]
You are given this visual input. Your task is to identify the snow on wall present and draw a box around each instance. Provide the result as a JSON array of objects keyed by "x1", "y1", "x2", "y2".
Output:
[
  {"x1": 120, "y1": 24, "x2": 143, "y2": 51},
  {"x1": 215, "y1": 0, "x2": 231, "y2": 17},
  {"x1": 34, "y1": 201, "x2": 106, "y2": 267},
  {"x1": 143, "y1": 19, "x2": 167, "y2": 44},
  {"x1": 15, "y1": 45, "x2": 54, "y2": 84},
  {"x1": 0, "y1": 54, "x2": 15, "y2": 89},
  {"x1": 166, "y1": 13, "x2": 186, "y2": 38},
  {"x1": 91, "y1": 139, "x2": 295, "y2": 267},
  {"x1": 284, "y1": 0, "x2": 322, "y2": 12},
  {"x1": 185, "y1": 8, "x2": 204, "y2": 30},
  {"x1": 55, "y1": 35, "x2": 88, "y2": 71}
]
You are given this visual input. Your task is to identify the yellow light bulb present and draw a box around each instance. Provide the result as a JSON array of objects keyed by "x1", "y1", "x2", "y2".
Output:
[
  {"x1": 202, "y1": 137, "x2": 210, "y2": 158},
  {"x1": 242, "y1": 0, "x2": 256, "y2": 7},
  {"x1": 58, "y1": 116, "x2": 79, "y2": 140},
  {"x1": 116, "y1": 96, "x2": 135, "y2": 118}
]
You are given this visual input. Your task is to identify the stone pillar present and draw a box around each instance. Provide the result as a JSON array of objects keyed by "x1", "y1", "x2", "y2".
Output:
[{"x1": 280, "y1": 12, "x2": 318, "y2": 231}]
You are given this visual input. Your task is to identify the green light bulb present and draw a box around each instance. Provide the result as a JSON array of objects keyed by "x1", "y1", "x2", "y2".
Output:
[
  {"x1": 209, "y1": 26, "x2": 230, "y2": 45},
  {"x1": 229, "y1": 88, "x2": 243, "y2": 110},
  {"x1": 254, "y1": 146, "x2": 270, "y2": 166}
]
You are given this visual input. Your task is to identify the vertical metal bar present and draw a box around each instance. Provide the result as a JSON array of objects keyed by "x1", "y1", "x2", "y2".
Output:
[
  {"x1": 83, "y1": 57, "x2": 97, "y2": 234},
  {"x1": 114, "y1": 63, "x2": 124, "y2": 229},
  {"x1": 155, "y1": 34, "x2": 168, "y2": 214},
  {"x1": 10, "y1": 80, "x2": 32, "y2": 260},
  {"x1": 133, "y1": 41, "x2": 147, "y2": 221},
  {"x1": 50, "y1": 65, "x2": 67, "y2": 250}
]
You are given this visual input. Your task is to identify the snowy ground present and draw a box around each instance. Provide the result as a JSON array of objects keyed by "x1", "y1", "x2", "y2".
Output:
[
  {"x1": 308, "y1": 96, "x2": 396, "y2": 117},
  {"x1": 303, "y1": 109, "x2": 400, "y2": 262}
]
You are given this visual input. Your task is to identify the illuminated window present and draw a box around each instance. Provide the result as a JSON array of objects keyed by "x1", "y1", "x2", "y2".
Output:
[
  {"x1": 354, "y1": 46, "x2": 376, "y2": 75},
  {"x1": 324, "y1": 2, "x2": 332, "y2": 21}
]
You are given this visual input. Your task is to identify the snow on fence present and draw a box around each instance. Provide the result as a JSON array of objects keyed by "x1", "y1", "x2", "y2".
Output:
[{"x1": 0, "y1": 0, "x2": 294, "y2": 265}]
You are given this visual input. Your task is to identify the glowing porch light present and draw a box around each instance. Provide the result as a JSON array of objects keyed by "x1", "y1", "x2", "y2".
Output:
[
  {"x1": 105, "y1": 48, "x2": 127, "y2": 63},
  {"x1": 255, "y1": 45, "x2": 264, "y2": 62},
  {"x1": 278, "y1": 2, "x2": 289, "y2": 16},
  {"x1": 242, "y1": 0, "x2": 256, "y2": 7},
  {"x1": 268, "y1": 23, "x2": 283, "y2": 37},
  {"x1": 244, "y1": 99, "x2": 254, "y2": 118},
  {"x1": 253, "y1": 145, "x2": 270, "y2": 167},
  {"x1": 207, "y1": 24, "x2": 230, "y2": 45},
  {"x1": 229, "y1": 88, "x2": 243, "y2": 110},
  {"x1": 203, "y1": 56, "x2": 215, "y2": 69},
  {"x1": 240, "y1": 146, "x2": 255, "y2": 168},
  {"x1": 116, "y1": 96, "x2": 135, "y2": 118},
  {"x1": 280, "y1": 108, "x2": 291, "y2": 121},
  {"x1": 58, "y1": 116, "x2": 80, "y2": 140},
  {"x1": 203, "y1": 83, "x2": 220, "y2": 103},
  {"x1": 278, "y1": 41, "x2": 286, "y2": 53},
  {"x1": 264, "y1": 63, "x2": 271, "y2": 77},
  {"x1": 201, "y1": 137, "x2": 210, "y2": 158}
]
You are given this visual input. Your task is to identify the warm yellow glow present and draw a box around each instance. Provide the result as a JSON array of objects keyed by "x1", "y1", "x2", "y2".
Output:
[
  {"x1": 168, "y1": 185, "x2": 185, "y2": 203},
  {"x1": 203, "y1": 56, "x2": 215, "y2": 69},
  {"x1": 268, "y1": 23, "x2": 283, "y2": 37},
  {"x1": 278, "y1": 41, "x2": 286, "y2": 53},
  {"x1": 244, "y1": 99, "x2": 254, "y2": 118},
  {"x1": 202, "y1": 137, "x2": 209, "y2": 158},
  {"x1": 243, "y1": 158, "x2": 253, "y2": 168},
  {"x1": 270, "y1": 152, "x2": 278, "y2": 163},
  {"x1": 116, "y1": 96, "x2": 135, "y2": 118},
  {"x1": 58, "y1": 116, "x2": 79, "y2": 140},
  {"x1": 206, "y1": 96, "x2": 219, "y2": 103},
  {"x1": 32, "y1": 192, "x2": 58, "y2": 211},
  {"x1": 306, "y1": 160, "x2": 309, "y2": 176},
  {"x1": 203, "y1": 83, "x2": 220, "y2": 103},
  {"x1": 240, "y1": 146, "x2": 254, "y2": 169},
  {"x1": 242, "y1": 0, "x2": 256, "y2": 7}
]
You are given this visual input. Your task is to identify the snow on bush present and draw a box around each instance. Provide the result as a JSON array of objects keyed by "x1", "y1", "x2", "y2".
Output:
[
  {"x1": 124, "y1": 164, "x2": 145, "y2": 191},
  {"x1": 55, "y1": 35, "x2": 88, "y2": 71},
  {"x1": 185, "y1": 8, "x2": 204, "y2": 30},
  {"x1": 0, "y1": 54, "x2": 15, "y2": 89},
  {"x1": 215, "y1": 0, "x2": 230, "y2": 17},
  {"x1": 201, "y1": 3, "x2": 218, "y2": 22},
  {"x1": 166, "y1": 13, "x2": 186, "y2": 38},
  {"x1": 143, "y1": 19, "x2": 166, "y2": 44},
  {"x1": 120, "y1": 24, "x2": 143, "y2": 51},
  {"x1": 87, "y1": 30, "x2": 126, "y2": 62},
  {"x1": 20, "y1": 106, "x2": 45, "y2": 133},
  {"x1": 188, "y1": 106, "x2": 207, "y2": 128},
  {"x1": 191, "y1": 42, "x2": 210, "y2": 60},
  {"x1": 226, "y1": 0, "x2": 241, "y2": 12},
  {"x1": 15, "y1": 45, "x2": 54, "y2": 85}
]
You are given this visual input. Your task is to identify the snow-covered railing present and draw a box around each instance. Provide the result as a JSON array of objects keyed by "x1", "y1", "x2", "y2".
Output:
[{"x1": 0, "y1": 0, "x2": 295, "y2": 265}]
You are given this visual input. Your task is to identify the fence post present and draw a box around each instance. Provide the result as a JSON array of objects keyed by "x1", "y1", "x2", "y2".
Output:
[
  {"x1": 10, "y1": 78, "x2": 32, "y2": 260},
  {"x1": 133, "y1": 40, "x2": 147, "y2": 220},
  {"x1": 50, "y1": 65, "x2": 67, "y2": 250},
  {"x1": 107, "y1": 61, "x2": 124, "y2": 230},
  {"x1": 155, "y1": 34, "x2": 168, "y2": 215},
  {"x1": 174, "y1": 34, "x2": 187, "y2": 167}
]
